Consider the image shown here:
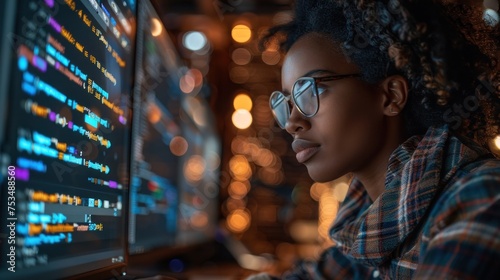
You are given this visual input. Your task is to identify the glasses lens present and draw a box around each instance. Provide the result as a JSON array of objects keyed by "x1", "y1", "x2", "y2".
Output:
[
  {"x1": 293, "y1": 78, "x2": 317, "y2": 116},
  {"x1": 270, "y1": 91, "x2": 289, "y2": 128}
]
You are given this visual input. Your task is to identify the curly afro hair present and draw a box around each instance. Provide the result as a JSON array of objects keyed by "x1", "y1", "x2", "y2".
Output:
[{"x1": 262, "y1": 0, "x2": 500, "y2": 149}]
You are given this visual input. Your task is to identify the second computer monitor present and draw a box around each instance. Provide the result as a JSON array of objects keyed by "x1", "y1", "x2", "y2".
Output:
[{"x1": 129, "y1": 0, "x2": 221, "y2": 257}]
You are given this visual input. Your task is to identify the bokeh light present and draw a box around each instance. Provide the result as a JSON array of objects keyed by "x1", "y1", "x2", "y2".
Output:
[
  {"x1": 484, "y1": 8, "x2": 500, "y2": 27},
  {"x1": 180, "y1": 74, "x2": 195, "y2": 94},
  {"x1": 333, "y1": 182, "x2": 349, "y2": 202},
  {"x1": 190, "y1": 211, "x2": 209, "y2": 228},
  {"x1": 232, "y1": 109, "x2": 253, "y2": 129},
  {"x1": 228, "y1": 180, "x2": 250, "y2": 199},
  {"x1": 229, "y1": 155, "x2": 252, "y2": 181},
  {"x1": 494, "y1": 135, "x2": 500, "y2": 150},
  {"x1": 238, "y1": 254, "x2": 271, "y2": 271},
  {"x1": 185, "y1": 97, "x2": 206, "y2": 127},
  {"x1": 261, "y1": 50, "x2": 280, "y2": 65},
  {"x1": 206, "y1": 150, "x2": 221, "y2": 171},
  {"x1": 188, "y1": 68, "x2": 203, "y2": 87},
  {"x1": 182, "y1": 31, "x2": 208, "y2": 51},
  {"x1": 310, "y1": 182, "x2": 328, "y2": 202},
  {"x1": 147, "y1": 104, "x2": 161, "y2": 124},
  {"x1": 253, "y1": 148, "x2": 274, "y2": 167},
  {"x1": 318, "y1": 188, "x2": 339, "y2": 243},
  {"x1": 253, "y1": 94, "x2": 273, "y2": 127},
  {"x1": 184, "y1": 155, "x2": 206, "y2": 183},
  {"x1": 231, "y1": 136, "x2": 246, "y2": 154},
  {"x1": 233, "y1": 93, "x2": 253, "y2": 111},
  {"x1": 151, "y1": 18, "x2": 162, "y2": 37},
  {"x1": 289, "y1": 220, "x2": 318, "y2": 243},
  {"x1": 204, "y1": 182, "x2": 219, "y2": 199},
  {"x1": 258, "y1": 167, "x2": 283, "y2": 185},
  {"x1": 231, "y1": 24, "x2": 252, "y2": 43},
  {"x1": 232, "y1": 48, "x2": 252, "y2": 65},
  {"x1": 227, "y1": 209, "x2": 251, "y2": 233},
  {"x1": 169, "y1": 136, "x2": 188, "y2": 156}
]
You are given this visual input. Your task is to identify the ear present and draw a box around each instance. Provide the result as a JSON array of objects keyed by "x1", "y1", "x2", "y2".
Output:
[{"x1": 379, "y1": 75, "x2": 409, "y2": 117}]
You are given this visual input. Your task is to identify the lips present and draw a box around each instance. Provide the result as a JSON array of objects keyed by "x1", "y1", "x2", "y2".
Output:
[{"x1": 292, "y1": 139, "x2": 320, "y2": 163}]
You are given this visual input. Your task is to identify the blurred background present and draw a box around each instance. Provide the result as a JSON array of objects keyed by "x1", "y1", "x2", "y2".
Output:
[{"x1": 146, "y1": 0, "x2": 352, "y2": 275}]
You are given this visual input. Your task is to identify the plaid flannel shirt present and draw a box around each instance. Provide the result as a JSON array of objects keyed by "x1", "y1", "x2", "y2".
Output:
[{"x1": 281, "y1": 125, "x2": 500, "y2": 279}]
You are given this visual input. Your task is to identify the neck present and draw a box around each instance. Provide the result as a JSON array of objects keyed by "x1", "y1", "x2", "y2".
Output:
[{"x1": 354, "y1": 121, "x2": 406, "y2": 202}]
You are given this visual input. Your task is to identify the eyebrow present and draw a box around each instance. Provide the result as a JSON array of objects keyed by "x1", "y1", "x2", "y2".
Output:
[
  {"x1": 301, "y1": 69, "x2": 338, "y2": 77},
  {"x1": 280, "y1": 69, "x2": 339, "y2": 93}
]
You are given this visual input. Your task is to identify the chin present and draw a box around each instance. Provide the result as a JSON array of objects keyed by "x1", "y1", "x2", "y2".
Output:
[{"x1": 306, "y1": 165, "x2": 344, "y2": 183}]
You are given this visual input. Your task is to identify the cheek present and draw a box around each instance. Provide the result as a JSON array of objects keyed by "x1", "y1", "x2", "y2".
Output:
[
  {"x1": 306, "y1": 92, "x2": 385, "y2": 181},
  {"x1": 316, "y1": 90, "x2": 385, "y2": 152}
]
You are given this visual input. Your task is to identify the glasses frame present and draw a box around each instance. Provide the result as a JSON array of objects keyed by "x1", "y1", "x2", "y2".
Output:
[{"x1": 269, "y1": 74, "x2": 361, "y2": 129}]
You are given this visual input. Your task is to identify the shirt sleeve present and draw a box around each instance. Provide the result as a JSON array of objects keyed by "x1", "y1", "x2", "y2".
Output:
[
  {"x1": 414, "y1": 173, "x2": 500, "y2": 279},
  {"x1": 281, "y1": 246, "x2": 378, "y2": 280}
]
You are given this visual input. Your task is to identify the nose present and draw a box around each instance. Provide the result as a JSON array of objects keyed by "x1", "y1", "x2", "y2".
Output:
[{"x1": 285, "y1": 105, "x2": 310, "y2": 135}]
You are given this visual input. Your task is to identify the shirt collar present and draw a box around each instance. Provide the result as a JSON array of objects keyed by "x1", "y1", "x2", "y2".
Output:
[{"x1": 330, "y1": 125, "x2": 492, "y2": 266}]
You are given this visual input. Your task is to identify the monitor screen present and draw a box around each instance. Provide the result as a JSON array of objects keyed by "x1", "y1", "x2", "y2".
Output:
[
  {"x1": 128, "y1": 0, "x2": 181, "y2": 255},
  {"x1": 128, "y1": 0, "x2": 222, "y2": 257},
  {"x1": 176, "y1": 109, "x2": 221, "y2": 247},
  {"x1": 0, "y1": 0, "x2": 136, "y2": 278}
]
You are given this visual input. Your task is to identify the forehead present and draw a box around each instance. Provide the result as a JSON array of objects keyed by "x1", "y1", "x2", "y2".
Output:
[{"x1": 281, "y1": 33, "x2": 358, "y2": 88}]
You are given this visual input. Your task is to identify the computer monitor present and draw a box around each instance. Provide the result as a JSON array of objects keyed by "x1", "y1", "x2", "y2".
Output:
[
  {"x1": 128, "y1": 0, "x2": 222, "y2": 262},
  {"x1": 127, "y1": 0, "x2": 182, "y2": 255},
  {"x1": 176, "y1": 104, "x2": 221, "y2": 248},
  {"x1": 0, "y1": 0, "x2": 136, "y2": 279}
]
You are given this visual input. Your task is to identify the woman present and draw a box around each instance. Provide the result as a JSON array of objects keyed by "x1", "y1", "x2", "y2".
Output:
[{"x1": 252, "y1": 0, "x2": 500, "y2": 279}]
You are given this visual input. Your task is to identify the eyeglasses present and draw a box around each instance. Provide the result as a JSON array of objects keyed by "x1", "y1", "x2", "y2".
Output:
[{"x1": 269, "y1": 74, "x2": 361, "y2": 129}]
